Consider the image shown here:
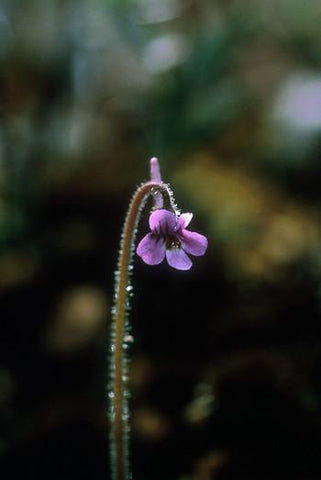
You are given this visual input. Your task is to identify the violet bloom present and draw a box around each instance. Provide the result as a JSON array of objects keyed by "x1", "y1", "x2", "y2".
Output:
[{"x1": 136, "y1": 209, "x2": 208, "y2": 270}]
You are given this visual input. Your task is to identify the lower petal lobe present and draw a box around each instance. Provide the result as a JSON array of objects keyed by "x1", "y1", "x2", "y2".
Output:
[
  {"x1": 166, "y1": 247, "x2": 192, "y2": 270},
  {"x1": 136, "y1": 233, "x2": 165, "y2": 265},
  {"x1": 179, "y1": 230, "x2": 208, "y2": 256}
]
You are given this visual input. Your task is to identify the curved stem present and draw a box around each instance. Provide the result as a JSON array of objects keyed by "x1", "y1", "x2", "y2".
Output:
[{"x1": 109, "y1": 181, "x2": 175, "y2": 480}]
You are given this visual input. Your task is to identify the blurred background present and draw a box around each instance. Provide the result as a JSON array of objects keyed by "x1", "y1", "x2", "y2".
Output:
[{"x1": 0, "y1": 0, "x2": 321, "y2": 479}]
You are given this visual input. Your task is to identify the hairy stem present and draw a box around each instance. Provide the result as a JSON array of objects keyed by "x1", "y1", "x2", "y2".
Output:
[{"x1": 109, "y1": 181, "x2": 175, "y2": 480}]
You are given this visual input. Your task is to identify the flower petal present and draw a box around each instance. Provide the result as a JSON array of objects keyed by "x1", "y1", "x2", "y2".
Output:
[
  {"x1": 136, "y1": 233, "x2": 165, "y2": 265},
  {"x1": 179, "y1": 230, "x2": 208, "y2": 256},
  {"x1": 177, "y1": 212, "x2": 193, "y2": 230},
  {"x1": 149, "y1": 209, "x2": 177, "y2": 235},
  {"x1": 166, "y1": 247, "x2": 192, "y2": 270}
]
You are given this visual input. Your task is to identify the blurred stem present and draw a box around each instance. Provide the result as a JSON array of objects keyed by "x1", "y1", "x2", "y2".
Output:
[{"x1": 109, "y1": 180, "x2": 174, "y2": 480}]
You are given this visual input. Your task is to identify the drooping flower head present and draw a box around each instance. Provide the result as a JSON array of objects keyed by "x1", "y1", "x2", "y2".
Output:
[
  {"x1": 110, "y1": 156, "x2": 208, "y2": 480},
  {"x1": 136, "y1": 208, "x2": 208, "y2": 270}
]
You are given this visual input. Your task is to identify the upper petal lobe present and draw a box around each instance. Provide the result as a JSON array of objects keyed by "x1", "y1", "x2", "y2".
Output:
[
  {"x1": 177, "y1": 212, "x2": 193, "y2": 230},
  {"x1": 149, "y1": 209, "x2": 177, "y2": 235},
  {"x1": 136, "y1": 233, "x2": 165, "y2": 265},
  {"x1": 179, "y1": 230, "x2": 208, "y2": 256}
]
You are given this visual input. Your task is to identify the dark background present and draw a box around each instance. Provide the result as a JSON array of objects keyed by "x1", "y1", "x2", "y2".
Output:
[{"x1": 0, "y1": 1, "x2": 321, "y2": 479}]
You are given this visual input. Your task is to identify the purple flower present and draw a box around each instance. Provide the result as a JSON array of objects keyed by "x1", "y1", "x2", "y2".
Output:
[{"x1": 136, "y1": 209, "x2": 208, "y2": 270}]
